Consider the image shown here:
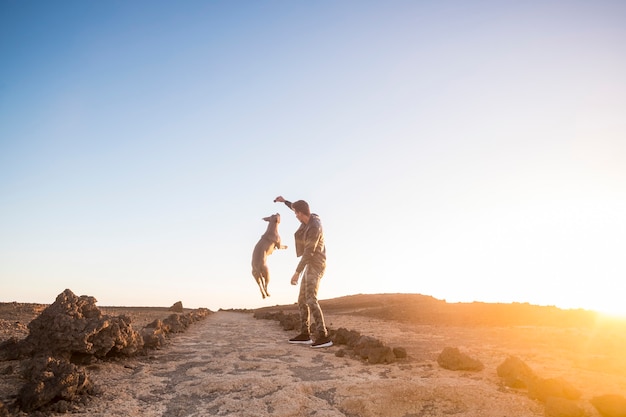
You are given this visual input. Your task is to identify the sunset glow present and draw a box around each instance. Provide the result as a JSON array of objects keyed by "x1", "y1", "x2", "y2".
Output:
[{"x1": 1, "y1": 1, "x2": 624, "y2": 313}]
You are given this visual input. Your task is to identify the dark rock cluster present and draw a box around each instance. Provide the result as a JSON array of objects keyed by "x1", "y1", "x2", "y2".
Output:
[
  {"x1": 437, "y1": 346, "x2": 484, "y2": 371},
  {"x1": 591, "y1": 394, "x2": 626, "y2": 417},
  {"x1": 497, "y1": 355, "x2": 592, "y2": 417},
  {"x1": 253, "y1": 310, "x2": 407, "y2": 364},
  {"x1": 141, "y1": 309, "x2": 211, "y2": 350},
  {"x1": 21, "y1": 291, "x2": 143, "y2": 361},
  {"x1": 256, "y1": 307, "x2": 626, "y2": 417},
  {"x1": 253, "y1": 310, "x2": 299, "y2": 331},
  {"x1": 432, "y1": 346, "x2": 626, "y2": 417},
  {"x1": 331, "y1": 328, "x2": 407, "y2": 364},
  {"x1": 18, "y1": 356, "x2": 93, "y2": 413},
  {"x1": 0, "y1": 289, "x2": 211, "y2": 414},
  {"x1": 496, "y1": 355, "x2": 535, "y2": 388}
]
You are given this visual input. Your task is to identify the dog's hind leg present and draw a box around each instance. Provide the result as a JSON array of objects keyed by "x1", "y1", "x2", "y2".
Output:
[
  {"x1": 259, "y1": 264, "x2": 270, "y2": 298},
  {"x1": 252, "y1": 268, "x2": 268, "y2": 299}
]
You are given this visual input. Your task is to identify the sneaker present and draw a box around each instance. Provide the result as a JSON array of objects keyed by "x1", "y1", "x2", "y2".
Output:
[
  {"x1": 289, "y1": 333, "x2": 313, "y2": 344},
  {"x1": 311, "y1": 335, "x2": 333, "y2": 348}
]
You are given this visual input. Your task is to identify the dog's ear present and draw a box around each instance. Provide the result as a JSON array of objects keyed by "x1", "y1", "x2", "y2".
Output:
[{"x1": 262, "y1": 216, "x2": 271, "y2": 222}]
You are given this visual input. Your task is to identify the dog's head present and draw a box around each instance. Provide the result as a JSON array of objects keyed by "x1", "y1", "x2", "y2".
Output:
[{"x1": 262, "y1": 213, "x2": 280, "y2": 223}]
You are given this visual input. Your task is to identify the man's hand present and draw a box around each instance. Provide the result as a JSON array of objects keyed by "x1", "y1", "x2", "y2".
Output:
[
  {"x1": 274, "y1": 196, "x2": 285, "y2": 203},
  {"x1": 290, "y1": 272, "x2": 299, "y2": 285}
]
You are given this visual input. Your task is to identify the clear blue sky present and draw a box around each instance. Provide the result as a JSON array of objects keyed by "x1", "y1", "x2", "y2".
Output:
[{"x1": 1, "y1": 1, "x2": 625, "y2": 314}]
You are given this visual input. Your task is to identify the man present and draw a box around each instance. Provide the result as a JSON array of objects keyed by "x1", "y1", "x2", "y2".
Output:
[{"x1": 274, "y1": 196, "x2": 332, "y2": 348}]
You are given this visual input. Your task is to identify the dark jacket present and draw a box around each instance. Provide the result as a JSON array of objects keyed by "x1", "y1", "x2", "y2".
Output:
[{"x1": 282, "y1": 201, "x2": 326, "y2": 273}]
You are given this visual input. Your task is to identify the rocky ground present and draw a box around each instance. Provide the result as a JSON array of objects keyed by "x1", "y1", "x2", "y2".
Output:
[{"x1": 1, "y1": 292, "x2": 626, "y2": 416}]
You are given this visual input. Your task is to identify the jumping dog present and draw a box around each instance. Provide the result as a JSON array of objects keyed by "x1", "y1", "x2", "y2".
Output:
[{"x1": 251, "y1": 213, "x2": 287, "y2": 299}]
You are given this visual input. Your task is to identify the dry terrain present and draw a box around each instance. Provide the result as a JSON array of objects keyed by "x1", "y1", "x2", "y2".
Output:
[{"x1": 1, "y1": 293, "x2": 626, "y2": 416}]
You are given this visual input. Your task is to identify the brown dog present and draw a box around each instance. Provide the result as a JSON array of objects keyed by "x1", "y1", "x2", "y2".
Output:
[{"x1": 251, "y1": 213, "x2": 287, "y2": 299}]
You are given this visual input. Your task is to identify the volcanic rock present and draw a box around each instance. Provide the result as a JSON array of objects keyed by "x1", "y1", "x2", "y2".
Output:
[
  {"x1": 332, "y1": 328, "x2": 361, "y2": 347},
  {"x1": 352, "y1": 335, "x2": 383, "y2": 359},
  {"x1": 169, "y1": 301, "x2": 184, "y2": 313},
  {"x1": 365, "y1": 346, "x2": 396, "y2": 364},
  {"x1": 544, "y1": 397, "x2": 585, "y2": 417},
  {"x1": 22, "y1": 289, "x2": 143, "y2": 360},
  {"x1": 527, "y1": 376, "x2": 581, "y2": 402},
  {"x1": 591, "y1": 394, "x2": 626, "y2": 417},
  {"x1": 18, "y1": 356, "x2": 92, "y2": 412},
  {"x1": 141, "y1": 319, "x2": 169, "y2": 349},
  {"x1": 393, "y1": 347, "x2": 407, "y2": 359},
  {"x1": 0, "y1": 290, "x2": 212, "y2": 414},
  {"x1": 163, "y1": 313, "x2": 189, "y2": 333},
  {"x1": 254, "y1": 310, "x2": 299, "y2": 331},
  {"x1": 351, "y1": 335, "x2": 398, "y2": 363},
  {"x1": 437, "y1": 346, "x2": 484, "y2": 371},
  {"x1": 497, "y1": 355, "x2": 536, "y2": 388}
]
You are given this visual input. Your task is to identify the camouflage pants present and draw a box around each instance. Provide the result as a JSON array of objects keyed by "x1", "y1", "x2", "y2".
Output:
[{"x1": 298, "y1": 265, "x2": 328, "y2": 338}]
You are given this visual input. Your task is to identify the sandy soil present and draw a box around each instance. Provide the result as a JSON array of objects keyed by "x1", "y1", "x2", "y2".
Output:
[{"x1": 1, "y1": 294, "x2": 626, "y2": 416}]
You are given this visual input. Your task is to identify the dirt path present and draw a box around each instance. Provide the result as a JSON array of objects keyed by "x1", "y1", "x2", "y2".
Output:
[{"x1": 72, "y1": 311, "x2": 546, "y2": 417}]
